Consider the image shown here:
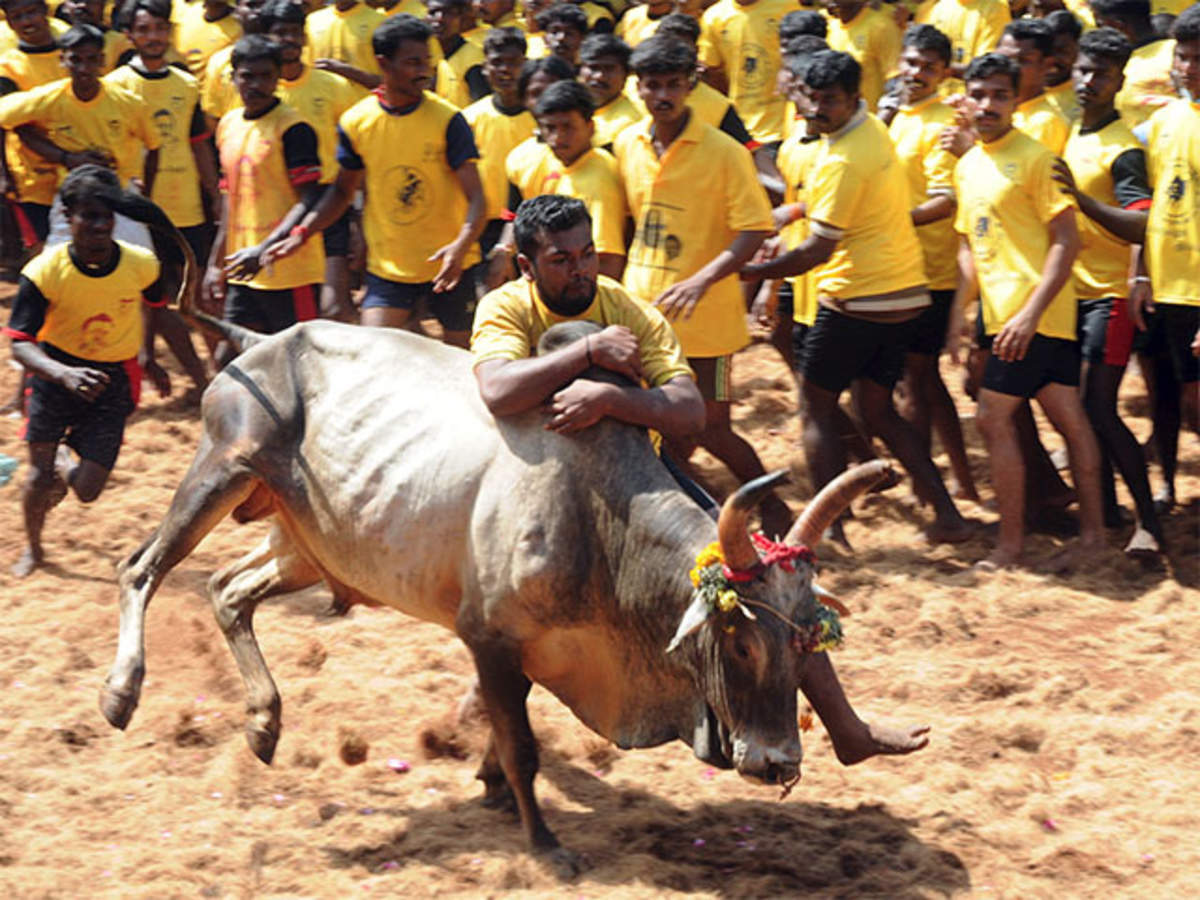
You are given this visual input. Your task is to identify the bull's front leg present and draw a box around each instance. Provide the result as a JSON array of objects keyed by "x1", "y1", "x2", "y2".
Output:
[{"x1": 464, "y1": 632, "x2": 585, "y2": 880}]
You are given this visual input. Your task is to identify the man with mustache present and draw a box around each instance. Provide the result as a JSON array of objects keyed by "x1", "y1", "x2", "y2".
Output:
[{"x1": 952, "y1": 52, "x2": 1104, "y2": 570}]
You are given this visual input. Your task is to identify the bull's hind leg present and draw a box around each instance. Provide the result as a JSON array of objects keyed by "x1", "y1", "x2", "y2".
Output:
[
  {"x1": 209, "y1": 523, "x2": 322, "y2": 763},
  {"x1": 101, "y1": 432, "x2": 258, "y2": 731}
]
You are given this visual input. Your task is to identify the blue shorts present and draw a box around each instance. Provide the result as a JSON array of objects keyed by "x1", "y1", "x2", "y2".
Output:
[{"x1": 360, "y1": 266, "x2": 480, "y2": 333}]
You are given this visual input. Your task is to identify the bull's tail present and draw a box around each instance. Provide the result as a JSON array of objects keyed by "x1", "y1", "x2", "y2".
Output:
[{"x1": 114, "y1": 189, "x2": 268, "y2": 356}]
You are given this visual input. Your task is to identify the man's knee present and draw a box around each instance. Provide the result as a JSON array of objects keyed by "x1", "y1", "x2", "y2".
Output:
[{"x1": 71, "y1": 463, "x2": 109, "y2": 503}]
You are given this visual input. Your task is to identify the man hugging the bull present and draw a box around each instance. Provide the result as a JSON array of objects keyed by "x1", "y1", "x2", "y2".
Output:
[{"x1": 469, "y1": 194, "x2": 929, "y2": 765}]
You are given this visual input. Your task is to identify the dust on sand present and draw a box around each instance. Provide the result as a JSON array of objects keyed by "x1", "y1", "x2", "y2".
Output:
[{"x1": 0, "y1": 309, "x2": 1196, "y2": 898}]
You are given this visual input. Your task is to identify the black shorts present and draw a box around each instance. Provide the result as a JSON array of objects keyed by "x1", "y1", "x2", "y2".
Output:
[
  {"x1": 790, "y1": 320, "x2": 810, "y2": 374},
  {"x1": 1078, "y1": 296, "x2": 1135, "y2": 367},
  {"x1": 908, "y1": 289, "x2": 954, "y2": 356},
  {"x1": 360, "y1": 266, "x2": 480, "y2": 333},
  {"x1": 776, "y1": 280, "x2": 794, "y2": 324},
  {"x1": 688, "y1": 355, "x2": 733, "y2": 402},
  {"x1": 479, "y1": 219, "x2": 506, "y2": 258},
  {"x1": 1136, "y1": 302, "x2": 1199, "y2": 383},
  {"x1": 801, "y1": 305, "x2": 915, "y2": 394},
  {"x1": 180, "y1": 223, "x2": 215, "y2": 267},
  {"x1": 974, "y1": 303, "x2": 992, "y2": 350},
  {"x1": 322, "y1": 206, "x2": 352, "y2": 258},
  {"x1": 224, "y1": 282, "x2": 318, "y2": 334},
  {"x1": 17, "y1": 201, "x2": 50, "y2": 243},
  {"x1": 982, "y1": 334, "x2": 1080, "y2": 398},
  {"x1": 25, "y1": 345, "x2": 135, "y2": 469}
]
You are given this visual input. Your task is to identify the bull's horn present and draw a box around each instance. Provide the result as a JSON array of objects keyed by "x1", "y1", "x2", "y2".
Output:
[
  {"x1": 718, "y1": 469, "x2": 791, "y2": 572},
  {"x1": 812, "y1": 583, "x2": 851, "y2": 618},
  {"x1": 785, "y1": 460, "x2": 895, "y2": 549}
]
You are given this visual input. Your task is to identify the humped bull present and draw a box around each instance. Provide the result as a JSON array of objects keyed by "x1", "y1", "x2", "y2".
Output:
[{"x1": 100, "y1": 314, "x2": 899, "y2": 877}]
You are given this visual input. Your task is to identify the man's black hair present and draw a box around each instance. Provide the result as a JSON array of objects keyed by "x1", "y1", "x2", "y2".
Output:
[
  {"x1": 482, "y1": 24, "x2": 526, "y2": 56},
  {"x1": 1004, "y1": 17, "x2": 1054, "y2": 56},
  {"x1": 1076, "y1": 25, "x2": 1132, "y2": 68},
  {"x1": 629, "y1": 34, "x2": 696, "y2": 76},
  {"x1": 1045, "y1": 9, "x2": 1082, "y2": 39},
  {"x1": 536, "y1": 3, "x2": 588, "y2": 34},
  {"x1": 963, "y1": 50, "x2": 1020, "y2": 89},
  {"x1": 59, "y1": 22, "x2": 105, "y2": 51},
  {"x1": 372, "y1": 12, "x2": 433, "y2": 58},
  {"x1": 1089, "y1": 0, "x2": 1151, "y2": 27},
  {"x1": 783, "y1": 35, "x2": 828, "y2": 78},
  {"x1": 514, "y1": 194, "x2": 592, "y2": 258},
  {"x1": 1172, "y1": 2, "x2": 1200, "y2": 41},
  {"x1": 231, "y1": 32, "x2": 281, "y2": 69},
  {"x1": 517, "y1": 54, "x2": 574, "y2": 98},
  {"x1": 902, "y1": 23, "x2": 952, "y2": 65},
  {"x1": 580, "y1": 32, "x2": 630, "y2": 67},
  {"x1": 262, "y1": 0, "x2": 306, "y2": 29},
  {"x1": 61, "y1": 163, "x2": 122, "y2": 212},
  {"x1": 654, "y1": 11, "x2": 699, "y2": 44},
  {"x1": 533, "y1": 77, "x2": 595, "y2": 117},
  {"x1": 425, "y1": 0, "x2": 469, "y2": 11},
  {"x1": 126, "y1": 0, "x2": 172, "y2": 25},
  {"x1": 780, "y1": 9, "x2": 827, "y2": 43},
  {"x1": 802, "y1": 49, "x2": 860, "y2": 94},
  {"x1": 0, "y1": 0, "x2": 47, "y2": 13}
]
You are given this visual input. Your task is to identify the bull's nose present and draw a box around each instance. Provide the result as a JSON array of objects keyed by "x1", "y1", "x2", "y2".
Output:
[{"x1": 732, "y1": 737, "x2": 802, "y2": 784}]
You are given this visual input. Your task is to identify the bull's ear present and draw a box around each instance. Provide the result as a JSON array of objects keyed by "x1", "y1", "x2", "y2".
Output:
[{"x1": 666, "y1": 595, "x2": 712, "y2": 654}]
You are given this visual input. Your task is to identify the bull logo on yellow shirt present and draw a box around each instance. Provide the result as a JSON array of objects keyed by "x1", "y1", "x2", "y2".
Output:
[
  {"x1": 1167, "y1": 174, "x2": 1186, "y2": 203},
  {"x1": 383, "y1": 165, "x2": 430, "y2": 225},
  {"x1": 740, "y1": 43, "x2": 770, "y2": 92},
  {"x1": 78, "y1": 313, "x2": 114, "y2": 356}
]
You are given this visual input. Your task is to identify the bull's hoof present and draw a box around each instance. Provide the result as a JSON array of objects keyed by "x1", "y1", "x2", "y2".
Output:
[
  {"x1": 480, "y1": 780, "x2": 517, "y2": 815},
  {"x1": 245, "y1": 724, "x2": 279, "y2": 764},
  {"x1": 99, "y1": 686, "x2": 139, "y2": 730},
  {"x1": 539, "y1": 846, "x2": 587, "y2": 881}
]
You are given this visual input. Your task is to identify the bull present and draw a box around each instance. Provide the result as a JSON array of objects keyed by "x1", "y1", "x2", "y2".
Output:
[{"x1": 100, "y1": 316, "x2": 898, "y2": 877}]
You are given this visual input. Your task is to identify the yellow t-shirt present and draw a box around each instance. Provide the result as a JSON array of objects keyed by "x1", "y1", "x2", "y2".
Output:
[
  {"x1": 806, "y1": 108, "x2": 929, "y2": 306},
  {"x1": 1144, "y1": 99, "x2": 1200, "y2": 308},
  {"x1": 104, "y1": 64, "x2": 206, "y2": 228},
  {"x1": 101, "y1": 29, "x2": 131, "y2": 74},
  {"x1": 0, "y1": 17, "x2": 68, "y2": 58},
  {"x1": 20, "y1": 240, "x2": 160, "y2": 362},
  {"x1": 200, "y1": 43, "x2": 237, "y2": 119},
  {"x1": 463, "y1": 95, "x2": 535, "y2": 221},
  {"x1": 889, "y1": 95, "x2": 959, "y2": 291},
  {"x1": 626, "y1": 76, "x2": 737, "y2": 135},
  {"x1": 1013, "y1": 92, "x2": 1071, "y2": 154},
  {"x1": 435, "y1": 37, "x2": 485, "y2": 109},
  {"x1": 916, "y1": 0, "x2": 1010, "y2": 69},
  {"x1": 1116, "y1": 39, "x2": 1177, "y2": 129},
  {"x1": 1043, "y1": 79, "x2": 1081, "y2": 125},
  {"x1": 614, "y1": 111, "x2": 773, "y2": 357},
  {"x1": 307, "y1": 2, "x2": 384, "y2": 97},
  {"x1": 172, "y1": 2, "x2": 240, "y2": 89},
  {"x1": 953, "y1": 126, "x2": 1077, "y2": 339},
  {"x1": 0, "y1": 78, "x2": 162, "y2": 187},
  {"x1": 471, "y1": 274, "x2": 694, "y2": 388},
  {"x1": 216, "y1": 101, "x2": 325, "y2": 289},
  {"x1": 337, "y1": 90, "x2": 482, "y2": 282},
  {"x1": 277, "y1": 66, "x2": 360, "y2": 183},
  {"x1": 615, "y1": 5, "x2": 666, "y2": 47},
  {"x1": 0, "y1": 43, "x2": 65, "y2": 206},
  {"x1": 826, "y1": 5, "x2": 901, "y2": 112},
  {"x1": 506, "y1": 144, "x2": 628, "y2": 255},
  {"x1": 775, "y1": 131, "x2": 821, "y2": 326},
  {"x1": 697, "y1": 0, "x2": 792, "y2": 143},
  {"x1": 580, "y1": 1, "x2": 614, "y2": 29},
  {"x1": 592, "y1": 92, "x2": 642, "y2": 149},
  {"x1": 1062, "y1": 115, "x2": 1149, "y2": 301},
  {"x1": 462, "y1": 11, "x2": 520, "y2": 44}
]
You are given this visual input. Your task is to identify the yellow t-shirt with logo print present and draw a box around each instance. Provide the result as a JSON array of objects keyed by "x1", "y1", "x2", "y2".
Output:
[
  {"x1": 19, "y1": 240, "x2": 160, "y2": 362},
  {"x1": 337, "y1": 90, "x2": 482, "y2": 283},
  {"x1": 614, "y1": 111, "x2": 774, "y2": 358},
  {"x1": 0, "y1": 43, "x2": 66, "y2": 206},
  {"x1": 506, "y1": 143, "x2": 628, "y2": 256},
  {"x1": 916, "y1": 0, "x2": 1010, "y2": 72},
  {"x1": 953, "y1": 126, "x2": 1077, "y2": 339},
  {"x1": 889, "y1": 95, "x2": 959, "y2": 292},
  {"x1": 0, "y1": 78, "x2": 162, "y2": 188},
  {"x1": 1144, "y1": 99, "x2": 1200, "y2": 308},
  {"x1": 462, "y1": 95, "x2": 535, "y2": 221},
  {"x1": 471, "y1": 274, "x2": 694, "y2": 389},
  {"x1": 697, "y1": 0, "x2": 792, "y2": 143},
  {"x1": 826, "y1": 5, "x2": 901, "y2": 112}
]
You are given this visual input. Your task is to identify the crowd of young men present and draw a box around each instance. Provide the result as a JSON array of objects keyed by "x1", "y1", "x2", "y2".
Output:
[{"x1": 3, "y1": 0, "x2": 1198, "y2": 576}]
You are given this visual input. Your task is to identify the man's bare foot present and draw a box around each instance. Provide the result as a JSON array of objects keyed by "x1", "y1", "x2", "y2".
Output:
[
  {"x1": 924, "y1": 516, "x2": 977, "y2": 544},
  {"x1": 1124, "y1": 526, "x2": 1162, "y2": 557},
  {"x1": 11, "y1": 547, "x2": 43, "y2": 578},
  {"x1": 833, "y1": 721, "x2": 930, "y2": 766}
]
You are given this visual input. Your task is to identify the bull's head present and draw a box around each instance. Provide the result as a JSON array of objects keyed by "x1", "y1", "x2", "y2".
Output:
[{"x1": 668, "y1": 462, "x2": 893, "y2": 787}]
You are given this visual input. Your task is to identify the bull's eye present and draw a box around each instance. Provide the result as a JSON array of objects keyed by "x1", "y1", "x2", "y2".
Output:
[{"x1": 733, "y1": 637, "x2": 752, "y2": 663}]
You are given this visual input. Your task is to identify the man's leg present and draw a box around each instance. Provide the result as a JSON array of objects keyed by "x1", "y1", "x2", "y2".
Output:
[
  {"x1": 1035, "y1": 381, "x2": 1106, "y2": 560},
  {"x1": 14, "y1": 441, "x2": 67, "y2": 577},
  {"x1": 975, "y1": 387, "x2": 1025, "y2": 567},
  {"x1": 321, "y1": 210, "x2": 355, "y2": 322},
  {"x1": 799, "y1": 652, "x2": 929, "y2": 765},
  {"x1": 150, "y1": 307, "x2": 209, "y2": 397},
  {"x1": 800, "y1": 379, "x2": 852, "y2": 545}
]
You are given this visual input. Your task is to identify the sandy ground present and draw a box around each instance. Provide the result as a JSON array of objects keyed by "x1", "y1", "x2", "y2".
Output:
[{"x1": 0, "y1": 298, "x2": 1196, "y2": 899}]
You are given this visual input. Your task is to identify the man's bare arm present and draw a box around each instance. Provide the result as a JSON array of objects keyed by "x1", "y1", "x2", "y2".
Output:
[{"x1": 742, "y1": 231, "x2": 837, "y2": 280}]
